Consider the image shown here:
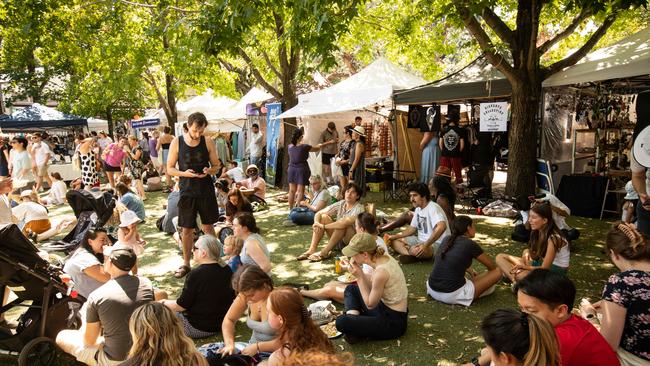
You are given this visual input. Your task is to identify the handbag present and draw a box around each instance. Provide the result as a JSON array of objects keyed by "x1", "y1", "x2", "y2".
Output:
[{"x1": 330, "y1": 157, "x2": 341, "y2": 177}]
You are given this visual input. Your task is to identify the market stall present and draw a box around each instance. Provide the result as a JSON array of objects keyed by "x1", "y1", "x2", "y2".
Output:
[
  {"x1": 277, "y1": 58, "x2": 427, "y2": 188},
  {"x1": 540, "y1": 26, "x2": 650, "y2": 218}
]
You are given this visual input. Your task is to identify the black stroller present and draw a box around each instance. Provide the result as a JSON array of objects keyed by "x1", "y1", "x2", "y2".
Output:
[
  {"x1": 40, "y1": 190, "x2": 116, "y2": 255},
  {"x1": 0, "y1": 224, "x2": 82, "y2": 365}
]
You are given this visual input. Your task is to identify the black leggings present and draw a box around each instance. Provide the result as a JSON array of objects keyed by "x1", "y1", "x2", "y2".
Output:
[{"x1": 335, "y1": 284, "x2": 407, "y2": 340}]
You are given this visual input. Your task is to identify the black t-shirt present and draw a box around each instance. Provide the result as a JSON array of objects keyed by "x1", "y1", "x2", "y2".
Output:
[
  {"x1": 176, "y1": 263, "x2": 236, "y2": 332},
  {"x1": 440, "y1": 125, "x2": 464, "y2": 157},
  {"x1": 428, "y1": 236, "x2": 483, "y2": 293}
]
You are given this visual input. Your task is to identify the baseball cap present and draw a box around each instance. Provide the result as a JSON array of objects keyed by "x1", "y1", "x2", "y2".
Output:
[
  {"x1": 342, "y1": 233, "x2": 377, "y2": 257},
  {"x1": 103, "y1": 244, "x2": 137, "y2": 271}
]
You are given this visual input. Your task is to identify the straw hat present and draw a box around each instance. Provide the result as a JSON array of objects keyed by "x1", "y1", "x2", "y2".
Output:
[
  {"x1": 435, "y1": 166, "x2": 453, "y2": 179},
  {"x1": 352, "y1": 126, "x2": 366, "y2": 137}
]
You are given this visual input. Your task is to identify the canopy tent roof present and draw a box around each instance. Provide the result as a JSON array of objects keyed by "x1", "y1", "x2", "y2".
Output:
[
  {"x1": 277, "y1": 57, "x2": 427, "y2": 119},
  {"x1": 543, "y1": 27, "x2": 650, "y2": 88},
  {"x1": 206, "y1": 87, "x2": 273, "y2": 122},
  {"x1": 158, "y1": 89, "x2": 238, "y2": 124},
  {"x1": 0, "y1": 103, "x2": 87, "y2": 131},
  {"x1": 87, "y1": 118, "x2": 109, "y2": 133},
  {"x1": 393, "y1": 57, "x2": 511, "y2": 105}
]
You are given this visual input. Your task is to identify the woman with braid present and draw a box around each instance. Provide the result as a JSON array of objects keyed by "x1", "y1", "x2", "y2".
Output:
[
  {"x1": 265, "y1": 287, "x2": 333, "y2": 366},
  {"x1": 427, "y1": 215, "x2": 501, "y2": 306},
  {"x1": 584, "y1": 223, "x2": 650, "y2": 365}
]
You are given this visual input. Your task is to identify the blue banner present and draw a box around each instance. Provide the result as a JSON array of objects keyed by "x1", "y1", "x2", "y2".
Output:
[
  {"x1": 131, "y1": 118, "x2": 160, "y2": 129},
  {"x1": 265, "y1": 103, "x2": 282, "y2": 187}
]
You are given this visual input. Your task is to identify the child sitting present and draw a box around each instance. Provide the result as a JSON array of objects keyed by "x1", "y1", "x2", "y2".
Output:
[
  {"x1": 41, "y1": 172, "x2": 67, "y2": 206},
  {"x1": 117, "y1": 210, "x2": 145, "y2": 275},
  {"x1": 622, "y1": 180, "x2": 638, "y2": 224},
  {"x1": 222, "y1": 235, "x2": 243, "y2": 273}
]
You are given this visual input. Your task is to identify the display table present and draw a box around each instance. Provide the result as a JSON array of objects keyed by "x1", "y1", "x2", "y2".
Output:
[
  {"x1": 556, "y1": 174, "x2": 608, "y2": 218},
  {"x1": 49, "y1": 163, "x2": 79, "y2": 182}
]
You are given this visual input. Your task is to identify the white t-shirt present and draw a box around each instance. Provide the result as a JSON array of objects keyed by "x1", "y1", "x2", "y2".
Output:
[
  {"x1": 630, "y1": 151, "x2": 650, "y2": 194},
  {"x1": 410, "y1": 201, "x2": 450, "y2": 245},
  {"x1": 97, "y1": 137, "x2": 113, "y2": 150},
  {"x1": 249, "y1": 132, "x2": 264, "y2": 158},
  {"x1": 227, "y1": 167, "x2": 245, "y2": 183},
  {"x1": 33, "y1": 142, "x2": 52, "y2": 166},
  {"x1": 48, "y1": 180, "x2": 68, "y2": 205},
  {"x1": 12, "y1": 202, "x2": 49, "y2": 222}
]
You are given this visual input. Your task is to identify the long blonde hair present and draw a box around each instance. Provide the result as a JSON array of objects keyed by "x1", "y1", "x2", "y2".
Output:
[{"x1": 125, "y1": 302, "x2": 204, "y2": 366}]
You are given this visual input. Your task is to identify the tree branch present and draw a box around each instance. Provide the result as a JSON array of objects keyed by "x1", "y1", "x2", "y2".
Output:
[
  {"x1": 454, "y1": 2, "x2": 518, "y2": 81},
  {"x1": 142, "y1": 69, "x2": 170, "y2": 117},
  {"x1": 543, "y1": 15, "x2": 616, "y2": 77},
  {"x1": 237, "y1": 48, "x2": 282, "y2": 99},
  {"x1": 481, "y1": 7, "x2": 515, "y2": 47},
  {"x1": 261, "y1": 50, "x2": 282, "y2": 79},
  {"x1": 538, "y1": 8, "x2": 592, "y2": 55}
]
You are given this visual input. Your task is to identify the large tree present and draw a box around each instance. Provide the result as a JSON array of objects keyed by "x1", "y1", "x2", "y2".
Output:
[{"x1": 448, "y1": 0, "x2": 648, "y2": 197}]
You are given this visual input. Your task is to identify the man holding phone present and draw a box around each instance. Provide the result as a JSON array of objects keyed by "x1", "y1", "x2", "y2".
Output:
[{"x1": 166, "y1": 112, "x2": 221, "y2": 278}]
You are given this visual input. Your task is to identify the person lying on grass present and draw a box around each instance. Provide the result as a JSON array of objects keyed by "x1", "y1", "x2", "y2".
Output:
[
  {"x1": 297, "y1": 182, "x2": 364, "y2": 262},
  {"x1": 335, "y1": 233, "x2": 408, "y2": 344},
  {"x1": 427, "y1": 215, "x2": 501, "y2": 306},
  {"x1": 300, "y1": 212, "x2": 387, "y2": 303},
  {"x1": 496, "y1": 202, "x2": 569, "y2": 283},
  {"x1": 384, "y1": 182, "x2": 450, "y2": 264}
]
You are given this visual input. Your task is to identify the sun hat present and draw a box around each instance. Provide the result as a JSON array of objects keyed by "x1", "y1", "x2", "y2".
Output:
[
  {"x1": 624, "y1": 180, "x2": 639, "y2": 200},
  {"x1": 119, "y1": 210, "x2": 142, "y2": 227},
  {"x1": 103, "y1": 243, "x2": 137, "y2": 271},
  {"x1": 246, "y1": 164, "x2": 259, "y2": 174},
  {"x1": 633, "y1": 125, "x2": 650, "y2": 168},
  {"x1": 351, "y1": 126, "x2": 366, "y2": 137},
  {"x1": 20, "y1": 190, "x2": 33, "y2": 198},
  {"x1": 342, "y1": 233, "x2": 377, "y2": 257},
  {"x1": 435, "y1": 166, "x2": 453, "y2": 179}
]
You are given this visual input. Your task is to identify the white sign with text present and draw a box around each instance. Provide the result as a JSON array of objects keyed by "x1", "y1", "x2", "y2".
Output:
[{"x1": 480, "y1": 102, "x2": 508, "y2": 132}]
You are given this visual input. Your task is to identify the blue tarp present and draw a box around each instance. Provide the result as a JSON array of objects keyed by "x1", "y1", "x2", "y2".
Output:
[{"x1": 0, "y1": 103, "x2": 87, "y2": 131}]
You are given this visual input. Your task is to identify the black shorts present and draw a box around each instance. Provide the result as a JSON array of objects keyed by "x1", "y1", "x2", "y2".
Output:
[
  {"x1": 177, "y1": 194, "x2": 219, "y2": 228},
  {"x1": 104, "y1": 162, "x2": 121, "y2": 172},
  {"x1": 322, "y1": 153, "x2": 335, "y2": 164}
]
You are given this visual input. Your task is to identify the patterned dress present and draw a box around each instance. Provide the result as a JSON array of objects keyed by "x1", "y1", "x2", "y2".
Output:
[
  {"x1": 79, "y1": 151, "x2": 97, "y2": 187},
  {"x1": 128, "y1": 146, "x2": 145, "y2": 180}
]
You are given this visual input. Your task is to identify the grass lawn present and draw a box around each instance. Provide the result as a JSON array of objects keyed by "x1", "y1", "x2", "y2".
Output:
[{"x1": 8, "y1": 188, "x2": 619, "y2": 366}]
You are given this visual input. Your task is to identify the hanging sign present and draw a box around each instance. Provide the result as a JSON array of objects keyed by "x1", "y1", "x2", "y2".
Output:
[{"x1": 480, "y1": 102, "x2": 508, "y2": 132}]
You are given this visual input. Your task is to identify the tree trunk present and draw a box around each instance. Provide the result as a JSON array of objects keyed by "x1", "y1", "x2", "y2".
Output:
[
  {"x1": 106, "y1": 107, "x2": 114, "y2": 138},
  {"x1": 505, "y1": 77, "x2": 541, "y2": 197},
  {"x1": 165, "y1": 72, "x2": 177, "y2": 132}
]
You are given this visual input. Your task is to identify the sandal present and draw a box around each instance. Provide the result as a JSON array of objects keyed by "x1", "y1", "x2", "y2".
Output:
[
  {"x1": 308, "y1": 252, "x2": 332, "y2": 262},
  {"x1": 283, "y1": 283, "x2": 310, "y2": 291},
  {"x1": 173, "y1": 265, "x2": 191, "y2": 278},
  {"x1": 296, "y1": 252, "x2": 312, "y2": 261}
]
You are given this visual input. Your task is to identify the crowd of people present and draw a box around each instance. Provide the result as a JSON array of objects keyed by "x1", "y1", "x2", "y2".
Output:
[{"x1": 0, "y1": 111, "x2": 647, "y2": 366}]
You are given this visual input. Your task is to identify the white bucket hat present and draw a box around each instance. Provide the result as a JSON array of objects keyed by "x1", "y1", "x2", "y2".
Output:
[{"x1": 119, "y1": 210, "x2": 142, "y2": 227}]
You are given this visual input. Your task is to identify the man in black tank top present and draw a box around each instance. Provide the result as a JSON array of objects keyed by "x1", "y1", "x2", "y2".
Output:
[{"x1": 167, "y1": 112, "x2": 221, "y2": 278}]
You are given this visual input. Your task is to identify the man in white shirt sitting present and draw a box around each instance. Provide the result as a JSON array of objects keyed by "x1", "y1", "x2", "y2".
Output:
[
  {"x1": 386, "y1": 182, "x2": 451, "y2": 264},
  {"x1": 220, "y1": 160, "x2": 245, "y2": 184}
]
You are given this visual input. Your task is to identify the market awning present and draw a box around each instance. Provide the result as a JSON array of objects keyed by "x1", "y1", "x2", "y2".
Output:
[
  {"x1": 393, "y1": 57, "x2": 511, "y2": 105},
  {"x1": 278, "y1": 58, "x2": 427, "y2": 119},
  {"x1": 0, "y1": 103, "x2": 87, "y2": 131},
  {"x1": 543, "y1": 27, "x2": 650, "y2": 87}
]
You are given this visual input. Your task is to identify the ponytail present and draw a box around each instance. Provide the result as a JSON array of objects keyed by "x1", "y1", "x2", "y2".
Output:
[
  {"x1": 440, "y1": 215, "x2": 472, "y2": 259},
  {"x1": 524, "y1": 313, "x2": 561, "y2": 366}
]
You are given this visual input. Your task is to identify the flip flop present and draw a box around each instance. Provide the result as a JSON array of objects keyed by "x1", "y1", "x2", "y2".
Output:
[
  {"x1": 173, "y1": 265, "x2": 191, "y2": 278},
  {"x1": 308, "y1": 253, "x2": 332, "y2": 262},
  {"x1": 296, "y1": 253, "x2": 311, "y2": 261}
]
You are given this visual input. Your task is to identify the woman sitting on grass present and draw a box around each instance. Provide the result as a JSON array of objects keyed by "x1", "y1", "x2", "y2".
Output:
[
  {"x1": 300, "y1": 212, "x2": 387, "y2": 303},
  {"x1": 335, "y1": 233, "x2": 408, "y2": 343},
  {"x1": 225, "y1": 188, "x2": 253, "y2": 224},
  {"x1": 285, "y1": 175, "x2": 331, "y2": 226},
  {"x1": 63, "y1": 228, "x2": 111, "y2": 300},
  {"x1": 589, "y1": 223, "x2": 650, "y2": 365},
  {"x1": 120, "y1": 302, "x2": 208, "y2": 366},
  {"x1": 266, "y1": 287, "x2": 334, "y2": 366},
  {"x1": 495, "y1": 202, "x2": 569, "y2": 283},
  {"x1": 233, "y1": 213, "x2": 271, "y2": 273},
  {"x1": 427, "y1": 215, "x2": 501, "y2": 306},
  {"x1": 199, "y1": 265, "x2": 278, "y2": 360},
  {"x1": 479, "y1": 308, "x2": 560, "y2": 366}
]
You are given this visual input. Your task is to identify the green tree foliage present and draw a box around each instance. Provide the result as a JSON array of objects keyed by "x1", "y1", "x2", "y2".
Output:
[{"x1": 199, "y1": 0, "x2": 364, "y2": 108}]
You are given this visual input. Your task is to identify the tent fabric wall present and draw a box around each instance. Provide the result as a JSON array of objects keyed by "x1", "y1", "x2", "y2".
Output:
[{"x1": 543, "y1": 27, "x2": 650, "y2": 87}]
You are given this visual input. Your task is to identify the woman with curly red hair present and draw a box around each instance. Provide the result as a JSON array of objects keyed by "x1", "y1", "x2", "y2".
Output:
[{"x1": 265, "y1": 287, "x2": 334, "y2": 366}]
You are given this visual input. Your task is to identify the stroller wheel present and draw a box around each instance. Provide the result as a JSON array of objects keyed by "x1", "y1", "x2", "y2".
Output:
[{"x1": 18, "y1": 337, "x2": 57, "y2": 366}]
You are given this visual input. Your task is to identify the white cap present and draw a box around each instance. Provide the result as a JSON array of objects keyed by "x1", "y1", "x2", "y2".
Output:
[
  {"x1": 20, "y1": 190, "x2": 33, "y2": 197},
  {"x1": 119, "y1": 210, "x2": 142, "y2": 227}
]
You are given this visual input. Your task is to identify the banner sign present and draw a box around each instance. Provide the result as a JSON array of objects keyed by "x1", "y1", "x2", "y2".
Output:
[
  {"x1": 479, "y1": 102, "x2": 508, "y2": 132},
  {"x1": 265, "y1": 103, "x2": 282, "y2": 187},
  {"x1": 131, "y1": 118, "x2": 160, "y2": 129}
]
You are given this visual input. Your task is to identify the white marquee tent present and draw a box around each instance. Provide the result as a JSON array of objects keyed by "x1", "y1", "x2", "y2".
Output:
[
  {"x1": 543, "y1": 27, "x2": 650, "y2": 87},
  {"x1": 203, "y1": 87, "x2": 274, "y2": 133},
  {"x1": 158, "y1": 89, "x2": 237, "y2": 125}
]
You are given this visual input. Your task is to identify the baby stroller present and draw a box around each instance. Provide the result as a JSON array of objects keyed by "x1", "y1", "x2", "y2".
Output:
[
  {"x1": 0, "y1": 224, "x2": 82, "y2": 365},
  {"x1": 40, "y1": 190, "x2": 116, "y2": 255}
]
